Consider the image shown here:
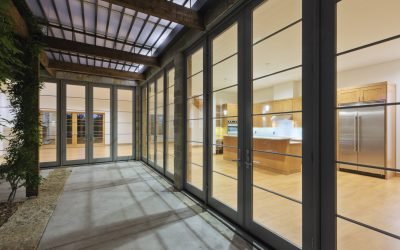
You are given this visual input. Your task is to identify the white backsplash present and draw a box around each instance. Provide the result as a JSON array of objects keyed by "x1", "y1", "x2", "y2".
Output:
[{"x1": 253, "y1": 120, "x2": 302, "y2": 140}]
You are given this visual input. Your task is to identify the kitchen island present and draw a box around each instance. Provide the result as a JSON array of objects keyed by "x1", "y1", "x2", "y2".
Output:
[{"x1": 223, "y1": 135, "x2": 302, "y2": 174}]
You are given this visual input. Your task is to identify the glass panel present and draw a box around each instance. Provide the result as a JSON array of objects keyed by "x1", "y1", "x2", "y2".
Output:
[
  {"x1": 212, "y1": 24, "x2": 238, "y2": 64},
  {"x1": 39, "y1": 82, "x2": 57, "y2": 163},
  {"x1": 156, "y1": 105, "x2": 164, "y2": 168},
  {"x1": 166, "y1": 68, "x2": 175, "y2": 174},
  {"x1": 187, "y1": 73, "x2": 203, "y2": 98},
  {"x1": 187, "y1": 96, "x2": 204, "y2": 119},
  {"x1": 66, "y1": 84, "x2": 86, "y2": 161},
  {"x1": 117, "y1": 89, "x2": 133, "y2": 157},
  {"x1": 187, "y1": 142, "x2": 203, "y2": 190},
  {"x1": 168, "y1": 68, "x2": 175, "y2": 87},
  {"x1": 142, "y1": 87, "x2": 148, "y2": 159},
  {"x1": 187, "y1": 48, "x2": 204, "y2": 190},
  {"x1": 187, "y1": 48, "x2": 203, "y2": 76},
  {"x1": 187, "y1": 119, "x2": 203, "y2": 143},
  {"x1": 251, "y1": 1, "x2": 302, "y2": 247},
  {"x1": 212, "y1": 145, "x2": 238, "y2": 210},
  {"x1": 213, "y1": 86, "x2": 238, "y2": 118},
  {"x1": 336, "y1": 0, "x2": 400, "y2": 247},
  {"x1": 252, "y1": 0, "x2": 302, "y2": 44},
  {"x1": 93, "y1": 87, "x2": 111, "y2": 159},
  {"x1": 212, "y1": 55, "x2": 238, "y2": 91},
  {"x1": 211, "y1": 23, "x2": 238, "y2": 210},
  {"x1": 148, "y1": 83, "x2": 156, "y2": 162}
]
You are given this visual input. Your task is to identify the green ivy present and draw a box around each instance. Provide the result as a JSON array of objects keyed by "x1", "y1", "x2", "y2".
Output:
[{"x1": 0, "y1": 0, "x2": 43, "y2": 202}]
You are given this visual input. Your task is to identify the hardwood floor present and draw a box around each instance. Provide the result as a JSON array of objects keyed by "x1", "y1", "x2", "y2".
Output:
[
  {"x1": 186, "y1": 146, "x2": 400, "y2": 248},
  {"x1": 38, "y1": 144, "x2": 133, "y2": 162}
]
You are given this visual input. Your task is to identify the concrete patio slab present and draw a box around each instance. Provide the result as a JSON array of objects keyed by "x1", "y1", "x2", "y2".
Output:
[{"x1": 39, "y1": 161, "x2": 255, "y2": 250}]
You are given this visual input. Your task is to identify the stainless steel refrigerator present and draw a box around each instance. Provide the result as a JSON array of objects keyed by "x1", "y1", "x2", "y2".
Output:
[{"x1": 338, "y1": 103, "x2": 386, "y2": 177}]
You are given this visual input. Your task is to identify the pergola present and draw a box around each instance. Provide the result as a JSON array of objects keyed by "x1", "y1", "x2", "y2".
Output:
[{"x1": 21, "y1": 0, "x2": 206, "y2": 80}]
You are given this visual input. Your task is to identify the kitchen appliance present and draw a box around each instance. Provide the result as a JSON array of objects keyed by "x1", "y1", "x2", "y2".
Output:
[
  {"x1": 338, "y1": 102, "x2": 386, "y2": 177},
  {"x1": 227, "y1": 120, "x2": 238, "y2": 135}
]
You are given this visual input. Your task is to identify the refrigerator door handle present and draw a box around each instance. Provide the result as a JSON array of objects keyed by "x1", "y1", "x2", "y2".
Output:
[
  {"x1": 357, "y1": 115, "x2": 361, "y2": 152},
  {"x1": 354, "y1": 115, "x2": 358, "y2": 152}
]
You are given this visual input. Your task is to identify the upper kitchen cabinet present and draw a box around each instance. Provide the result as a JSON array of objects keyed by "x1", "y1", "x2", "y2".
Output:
[
  {"x1": 337, "y1": 82, "x2": 394, "y2": 105},
  {"x1": 337, "y1": 88, "x2": 361, "y2": 104},
  {"x1": 361, "y1": 84, "x2": 387, "y2": 102},
  {"x1": 292, "y1": 98, "x2": 302, "y2": 128}
]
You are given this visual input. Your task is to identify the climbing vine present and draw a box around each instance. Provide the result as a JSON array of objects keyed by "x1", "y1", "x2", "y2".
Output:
[{"x1": 0, "y1": 0, "x2": 43, "y2": 202}]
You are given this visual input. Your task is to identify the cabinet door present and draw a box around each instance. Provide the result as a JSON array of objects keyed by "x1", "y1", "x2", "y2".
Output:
[
  {"x1": 292, "y1": 98, "x2": 302, "y2": 111},
  {"x1": 282, "y1": 99, "x2": 293, "y2": 112},
  {"x1": 338, "y1": 89, "x2": 361, "y2": 105},
  {"x1": 293, "y1": 113, "x2": 302, "y2": 128},
  {"x1": 361, "y1": 84, "x2": 387, "y2": 102},
  {"x1": 227, "y1": 103, "x2": 238, "y2": 116}
]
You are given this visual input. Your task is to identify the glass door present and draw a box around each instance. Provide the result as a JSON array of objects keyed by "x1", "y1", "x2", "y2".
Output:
[
  {"x1": 246, "y1": 1, "x2": 303, "y2": 249},
  {"x1": 116, "y1": 88, "x2": 134, "y2": 160},
  {"x1": 63, "y1": 83, "x2": 88, "y2": 165},
  {"x1": 90, "y1": 86, "x2": 112, "y2": 162},
  {"x1": 208, "y1": 22, "x2": 240, "y2": 220}
]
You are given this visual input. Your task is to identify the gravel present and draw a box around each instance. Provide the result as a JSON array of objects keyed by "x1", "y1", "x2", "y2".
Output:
[{"x1": 0, "y1": 168, "x2": 71, "y2": 249}]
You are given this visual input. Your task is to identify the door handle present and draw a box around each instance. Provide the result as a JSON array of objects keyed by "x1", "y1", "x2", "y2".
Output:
[
  {"x1": 354, "y1": 115, "x2": 357, "y2": 152},
  {"x1": 357, "y1": 116, "x2": 361, "y2": 152}
]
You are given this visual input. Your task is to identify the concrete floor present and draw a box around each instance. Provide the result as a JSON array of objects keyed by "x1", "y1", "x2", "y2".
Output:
[{"x1": 39, "y1": 162, "x2": 254, "y2": 250}]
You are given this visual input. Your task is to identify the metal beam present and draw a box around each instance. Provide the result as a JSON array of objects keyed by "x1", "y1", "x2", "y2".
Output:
[
  {"x1": 105, "y1": 0, "x2": 204, "y2": 30},
  {"x1": 44, "y1": 36, "x2": 159, "y2": 67},
  {"x1": 48, "y1": 60, "x2": 145, "y2": 80}
]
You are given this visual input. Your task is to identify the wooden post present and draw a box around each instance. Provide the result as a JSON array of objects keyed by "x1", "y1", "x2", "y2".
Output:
[{"x1": 25, "y1": 54, "x2": 40, "y2": 197}]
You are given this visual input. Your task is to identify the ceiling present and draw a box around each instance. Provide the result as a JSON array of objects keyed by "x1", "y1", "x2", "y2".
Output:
[{"x1": 25, "y1": 0, "x2": 203, "y2": 76}]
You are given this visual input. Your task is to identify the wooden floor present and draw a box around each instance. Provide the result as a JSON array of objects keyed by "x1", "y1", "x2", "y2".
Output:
[
  {"x1": 187, "y1": 146, "x2": 400, "y2": 249},
  {"x1": 38, "y1": 144, "x2": 133, "y2": 162}
]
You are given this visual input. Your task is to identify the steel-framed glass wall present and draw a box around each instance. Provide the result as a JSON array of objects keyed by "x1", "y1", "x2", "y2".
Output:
[
  {"x1": 166, "y1": 67, "x2": 176, "y2": 178},
  {"x1": 140, "y1": 0, "x2": 400, "y2": 248},
  {"x1": 250, "y1": 0, "x2": 302, "y2": 247},
  {"x1": 39, "y1": 81, "x2": 59, "y2": 166},
  {"x1": 38, "y1": 79, "x2": 136, "y2": 167},
  {"x1": 186, "y1": 47, "x2": 205, "y2": 193},
  {"x1": 141, "y1": 67, "x2": 173, "y2": 179},
  {"x1": 155, "y1": 74, "x2": 165, "y2": 172},
  {"x1": 148, "y1": 82, "x2": 156, "y2": 165},
  {"x1": 141, "y1": 86, "x2": 148, "y2": 161},
  {"x1": 335, "y1": 0, "x2": 400, "y2": 249}
]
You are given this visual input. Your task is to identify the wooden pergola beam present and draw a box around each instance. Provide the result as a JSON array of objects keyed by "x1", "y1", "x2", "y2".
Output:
[
  {"x1": 48, "y1": 60, "x2": 145, "y2": 80},
  {"x1": 8, "y1": 1, "x2": 55, "y2": 76},
  {"x1": 44, "y1": 36, "x2": 159, "y2": 67},
  {"x1": 105, "y1": 0, "x2": 204, "y2": 30}
]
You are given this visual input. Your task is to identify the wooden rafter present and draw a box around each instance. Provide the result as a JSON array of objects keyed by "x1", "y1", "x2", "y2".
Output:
[
  {"x1": 105, "y1": 0, "x2": 204, "y2": 30},
  {"x1": 44, "y1": 36, "x2": 159, "y2": 67},
  {"x1": 8, "y1": 1, "x2": 55, "y2": 76},
  {"x1": 48, "y1": 60, "x2": 145, "y2": 80}
]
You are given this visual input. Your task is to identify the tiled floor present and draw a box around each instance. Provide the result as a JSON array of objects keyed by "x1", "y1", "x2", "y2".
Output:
[{"x1": 39, "y1": 162, "x2": 254, "y2": 250}]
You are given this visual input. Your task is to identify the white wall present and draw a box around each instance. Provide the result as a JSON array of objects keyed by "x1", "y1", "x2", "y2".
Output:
[{"x1": 253, "y1": 80, "x2": 301, "y2": 103}]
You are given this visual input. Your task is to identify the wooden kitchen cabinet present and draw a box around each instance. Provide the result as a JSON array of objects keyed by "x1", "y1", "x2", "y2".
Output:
[
  {"x1": 292, "y1": 98, "x2": 302, "y2": 128},
  {"x1": 337, "y1": 82, "x2": 390, "y2": 105},
  {"x1": 272, "y1": 99, "x2": 293, "y2": 113},
  {"x1": 337, "y1": 88, "x2": 361, "y2": 105},
  {"x1": 361, "y1": 84, "x2": 387, "y2": 102}
]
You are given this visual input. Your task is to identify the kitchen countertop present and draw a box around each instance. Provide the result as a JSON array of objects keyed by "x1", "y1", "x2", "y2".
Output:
[{"x1": 223, "y1": 135, "x2": 302, "y2": 144}]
